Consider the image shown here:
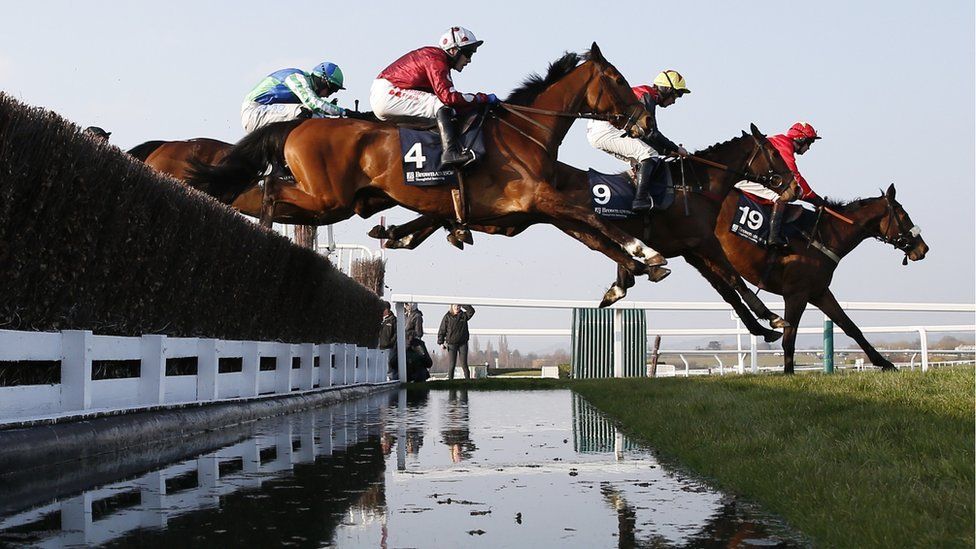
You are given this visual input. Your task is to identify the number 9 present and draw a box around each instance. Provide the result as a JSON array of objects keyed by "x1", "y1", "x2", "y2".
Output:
[{"x1": 593, "y1": 184, "x2": 611, "y2": 205}]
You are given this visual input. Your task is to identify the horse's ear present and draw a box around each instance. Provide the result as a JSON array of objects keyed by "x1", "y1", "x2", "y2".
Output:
[
  {"x1": 750, "y1": 123, "x2": 766, "y2": 140},
  {"x1": 741, "y1": 130, "x2": 749, "y2": 138},
  {"x1": 590, "y1": 42, "x2": 604, "y2": 61},
  {"x1": 886, "y1": 183, "x2": 896, "y2": 199}
]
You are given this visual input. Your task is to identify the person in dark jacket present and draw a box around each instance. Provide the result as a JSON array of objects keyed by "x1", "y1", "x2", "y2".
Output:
[
  {"x1": 378, "y1": 302, "x2": 397, "y2": 379},
  {"x1": 437, "y1": 304, "x2": 476, "y2": 380},
  {"x1": 405, "y1": 303, "x2": 424, "y2": 342}
]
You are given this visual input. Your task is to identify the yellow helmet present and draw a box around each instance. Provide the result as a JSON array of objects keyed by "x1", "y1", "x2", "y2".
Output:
[{"x1": 653, "y1": 70, "x2": 690, "y2": 94}]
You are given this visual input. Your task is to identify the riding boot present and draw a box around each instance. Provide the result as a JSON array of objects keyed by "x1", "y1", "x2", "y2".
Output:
[
  {"x1": 436, "y1": 107, "x2": 475, "y2": 169},
  {"x1": 767, "y1": 200, "x2": 787, "y2": 247},
  {"x1": 631, "y1": 158, "x2": 657, "y2": 211}
]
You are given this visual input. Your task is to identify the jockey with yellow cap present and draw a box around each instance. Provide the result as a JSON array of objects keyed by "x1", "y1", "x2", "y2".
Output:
[
  {"x1": 370, "y1": 27, "x2": 499, "y2": 168},
  {"x1": 734, "y1": 122, "x2": 826, "y2": 247},
  {"x1": 587, "y1": 70, "x2": 690, "y2": 211}
]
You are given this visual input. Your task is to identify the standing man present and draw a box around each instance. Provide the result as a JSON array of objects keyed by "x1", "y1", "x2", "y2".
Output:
[
  {"x1": 378, "y1": 301, "x2": 398, "y2": 379},
  {"x1": 437, "y1": 304, "x2": 476, "y2": 380},
  {"x1": 405, "y1": 303, "x2": 425, "y2": 343}
]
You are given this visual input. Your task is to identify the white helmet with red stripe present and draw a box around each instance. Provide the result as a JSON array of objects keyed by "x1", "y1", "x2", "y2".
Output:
[{"x1": 438, "y1": 27, "x2": 483, "y2": 53}]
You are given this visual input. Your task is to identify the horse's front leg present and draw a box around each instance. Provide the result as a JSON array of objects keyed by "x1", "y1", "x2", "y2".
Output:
[
  {"x1": 369, "y1": 214, "x2": 444, "y2": 249},
  {"x1": 544, "y1": 201, "x2": 667, "y2": 268},
  {"x1": 810, "y1": 289, "x2": 896, "y2": 371},
  {"x1": 781, "y1": 293, "x2": 810, "y2": 374}
]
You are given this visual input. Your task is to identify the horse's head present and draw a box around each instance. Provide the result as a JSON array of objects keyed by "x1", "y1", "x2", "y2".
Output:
[
  {"x1": 743, "y1": 123, "x2": 799, "y2": 198},
  {"x1": 577, "y1": 43, "x2": 651, "y2": 138},
  {"x1": 876, "y1": 184, "x2": 928, "y2": 263}
]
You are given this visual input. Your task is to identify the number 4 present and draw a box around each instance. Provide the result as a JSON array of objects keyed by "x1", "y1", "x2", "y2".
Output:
[{"x1": 404, "y1": 143, "x2": 426, "y2": 169}]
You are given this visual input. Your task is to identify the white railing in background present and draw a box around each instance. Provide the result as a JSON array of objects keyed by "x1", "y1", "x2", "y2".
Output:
[
  {"x1": 0, "y1": 329, "x2": 391, "y2": 426},
  {"x1": 391, "y1": 294, "x2": 975, "y2": 378}
]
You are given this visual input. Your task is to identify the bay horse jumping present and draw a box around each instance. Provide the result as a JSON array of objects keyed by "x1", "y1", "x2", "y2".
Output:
[
  {"x1": 714, "y1": 184, "x2": 928, "y2": 373},
  {"x1": 187, "y1": 44, "x2": 672, "y2": 280},
  {"x1": 371, "y1": 127, "x2": 801, "y2": 341}
]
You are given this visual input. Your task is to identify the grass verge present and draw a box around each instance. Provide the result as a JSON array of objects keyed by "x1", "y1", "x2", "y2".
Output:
[{"x1": 571, "y1": 367, "x2": 974, "y2": 548}]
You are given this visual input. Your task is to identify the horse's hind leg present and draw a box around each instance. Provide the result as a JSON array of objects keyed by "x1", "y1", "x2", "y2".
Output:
[
  {"x1": 810, "y1": 289, "x2": 896, "y2": 371},
  {"x1": 781, "y1": 293, "x2": 810, "y2": 374},
  {"x1": 543, "y1": 202, "x2": 667, "y2": 267},
  {"x1": 684, "y1": 253, "x2": 782, "y2": 342}
]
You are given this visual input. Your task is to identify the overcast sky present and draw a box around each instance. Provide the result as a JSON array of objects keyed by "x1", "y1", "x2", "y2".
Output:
[{"x1": 2, "y1": 1, "x2": 973, "y2": 351}]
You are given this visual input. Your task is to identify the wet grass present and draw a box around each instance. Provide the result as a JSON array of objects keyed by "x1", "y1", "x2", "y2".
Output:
[{"x1": 570, "y1": 367, "x2": 975, "y2": 548}]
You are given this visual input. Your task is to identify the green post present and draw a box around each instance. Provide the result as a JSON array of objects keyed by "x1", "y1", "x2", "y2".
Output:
[{"x1": 823, "y1": 318, "x2": 834, "y2": 373}]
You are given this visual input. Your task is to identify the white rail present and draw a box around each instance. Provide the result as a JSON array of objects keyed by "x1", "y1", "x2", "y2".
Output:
[
  {"x1": 0, "y1": 329, "x2": 391, "y2": 426},
  {"x1": 391, "y1": 294, "x2": 975, "y2": 377}
]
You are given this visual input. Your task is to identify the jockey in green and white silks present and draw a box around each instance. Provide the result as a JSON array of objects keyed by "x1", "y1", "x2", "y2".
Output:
[{"x1": 241, "y1": 62, "x2": 349, "y2": 132}]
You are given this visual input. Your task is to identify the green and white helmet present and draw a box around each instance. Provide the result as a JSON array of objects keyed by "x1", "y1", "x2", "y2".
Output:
[{"x1": 311, "y1": 62, "x2": 345, "y2": 90}]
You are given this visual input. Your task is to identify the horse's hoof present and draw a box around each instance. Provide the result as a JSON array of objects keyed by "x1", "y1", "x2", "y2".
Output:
[
  {"x1": 367, "y1": 225, "x2": 388, "y2": 239},
  {"x1": 446, "y1": 232, "x2": 464, "y2": 250},
  {"x1": 769, "y1": 316, "x2": 791, "y2": 329},
  {"x1": 880, "y1": 362, "x2": 899, "y2": 372},
  {"x1": 384, "y1": 239, "x2": 403, "y2": 249},
  {"x1": 763, "y1": 330, "x2": 783, "y2": 343},
  {"x1": 647, "y1": 266, "x2": 671, "y2": 283},
  {"x1": 455, "y1": 227, "x2": 474, "y2": 245},
  {"x1": 600, "y1": 285, "x2": 626, "y2": 308}
]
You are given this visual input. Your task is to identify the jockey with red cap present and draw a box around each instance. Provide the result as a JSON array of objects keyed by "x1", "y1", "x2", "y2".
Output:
[
  {"x1": 370, "y1": 27, "x2": 499, "y2": 168},
  {"x1": 735, "y1": 121, "x2": 825, "y2": 247}
]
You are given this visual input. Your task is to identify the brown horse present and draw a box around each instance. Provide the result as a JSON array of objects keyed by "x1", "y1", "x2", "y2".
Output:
[
  {"x1": 714, "y1": 184, "x2": 928, "y2": 373},
  {"x1": 371, "y1": 127, "x2": 800, "y2": 341},
  {"x1": 187, "y1": 45, "x2": 671, "y2": 279},
  {"x1": 128, "y1": 138, "x2": 278, "y2": 224}
]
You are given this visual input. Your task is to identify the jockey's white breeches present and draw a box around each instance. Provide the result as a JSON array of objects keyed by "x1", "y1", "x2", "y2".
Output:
[
  {"x1": 370, "y1": 79, "x2": 447, "y2": 122},
  {"x1": 586, "y1": 120, "x2": 659, "y2": 164},
  {"x1": 734, "y1": 180, "x2": 781, "y2": 201}
]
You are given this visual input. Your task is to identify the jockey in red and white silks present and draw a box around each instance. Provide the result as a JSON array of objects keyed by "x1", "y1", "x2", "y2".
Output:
[{"x1": 369, "y1": 27, "x2": 498, "y2": 167}]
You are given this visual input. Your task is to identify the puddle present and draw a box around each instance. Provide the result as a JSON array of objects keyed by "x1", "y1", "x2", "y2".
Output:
[{"x1": 0, "y1": 389, "x2": 807, "y2": 547}]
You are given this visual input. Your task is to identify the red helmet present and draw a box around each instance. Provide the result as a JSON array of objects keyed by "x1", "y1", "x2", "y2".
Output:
[{"x1": 787, "y1": 122, "x2": 821, "y2": 141}]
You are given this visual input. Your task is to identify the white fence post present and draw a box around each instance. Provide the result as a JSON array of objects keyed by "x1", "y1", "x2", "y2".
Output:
[
  {"x1": 197, "y1": 339, "x2": 218, "y2": 401},
  {"x1": 344, "y1": 345, "x2": 355, "y2": 385},
  {"x1": 140, "y1": 335, "x2": 166, "y2": 406},
  {"x1": 320, "y1": 344, "x2": 333, "y2": 388},
  {"x1": 395, "y1": 301, "x2": 407, "y2": 382},
  {"x1": 275, "y1": 343, "x2": 293, "y2": 394},
  {"x1": 918, "y1": 328, "x2": 929, "y2": 372},
  {"x1": 612, "y1": 309, "x2": 623, "y2": 378},
  {"x1": 299, "y1": 343, "x2": 314, "y2": 390},
  {"x1": 356, "y1": 347, "x2": 367, "y2": 384},
  {"x1": 241, "y1": 341, "x2": 259, "y2": 397},
  {"x1": 750, "y1": 334, "x2": 758, "y2": 374},
  {"x1": 61, "y1": 330, "x2": 92, "y2": 412}
]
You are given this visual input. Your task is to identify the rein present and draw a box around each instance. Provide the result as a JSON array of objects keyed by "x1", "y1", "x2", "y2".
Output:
[
  {"x1": 496, "y1": 102, "x2": 644, "y2": 154},
  {"x1": 681, "y1": 139, "x2": 785, "y2": 189}
]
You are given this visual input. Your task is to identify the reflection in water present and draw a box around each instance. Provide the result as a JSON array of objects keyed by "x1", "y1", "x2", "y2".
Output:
[
  {"x1": 0, "y1": 389, "x2": 806, "y2": 548},
  {"x1": 441, "y1": 388, "x2": 477, "y2": 463}
]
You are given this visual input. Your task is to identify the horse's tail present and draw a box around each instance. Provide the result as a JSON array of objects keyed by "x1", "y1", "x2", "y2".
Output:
[
  {"x1": 126, "y1": 140, "x2": 167, "y2": 161},
  {"x1": 186, "y1": 120, "x2": 303, "y2": 204}
]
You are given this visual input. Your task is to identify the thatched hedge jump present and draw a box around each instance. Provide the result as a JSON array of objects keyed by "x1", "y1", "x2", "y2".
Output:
[{"x1": 0, "y1": 93, "x2": 382, "y2": 346}]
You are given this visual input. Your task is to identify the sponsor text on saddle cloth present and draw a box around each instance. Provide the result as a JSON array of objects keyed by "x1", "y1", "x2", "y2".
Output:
[
  {"x1": 398, "y1": 125, "x2": 487, "y2": 187},
  {"x1": 731, "y1": 192, "x2": 815, "y2": 246},
  {"x1": 588, "y1": 161, "x2": 675, "y2": 219}
]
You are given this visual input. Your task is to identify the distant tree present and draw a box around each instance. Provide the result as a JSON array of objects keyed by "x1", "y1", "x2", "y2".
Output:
[{"x1": 706, "y1": 340, "x2": 722, "y2": 351}]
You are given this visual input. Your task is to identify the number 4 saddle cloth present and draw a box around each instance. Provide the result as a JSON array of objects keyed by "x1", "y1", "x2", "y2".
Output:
[
  {"x1": 397, "y1": 115, "x2": 488, "y2": 187},
  {"x1": 732, "y1": 192, "x2": 815, "y2": 246}
]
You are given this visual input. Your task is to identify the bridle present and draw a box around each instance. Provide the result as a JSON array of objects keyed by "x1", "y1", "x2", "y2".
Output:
[
  {"x1": 492, "y1": 64, "x2": 645, "y2": 154},
  {"x1": 681, "y1": 137, "x2": 791, "y2": 192},
  {"x1": 873, "y1": 193, "x2": 922, "y2": 257}
]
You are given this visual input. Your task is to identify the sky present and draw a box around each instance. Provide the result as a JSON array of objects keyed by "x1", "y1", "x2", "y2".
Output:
[{"x1": 2, "y1": 1, "x2": 973, "y2": 352}]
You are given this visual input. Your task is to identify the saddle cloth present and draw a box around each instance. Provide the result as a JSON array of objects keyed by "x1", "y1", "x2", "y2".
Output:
[
  {"x1": 588, "y1": 159, "x2": 675, "y2": 219},
  {"x1": 731, "y1": 192, "x2": 815, "y2": 246},
  {"x1": 397, "y1": 113, "x2": 487, "y2": 187}
]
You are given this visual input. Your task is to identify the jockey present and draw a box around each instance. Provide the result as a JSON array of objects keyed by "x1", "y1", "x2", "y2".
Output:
[
  {"x1": 587, "y1": 70, "x2": 690, "y2": 212},
  {"x1": 369, "y1": 27, "x2": 499, "y2": 168},
  {"x1": 241, "y1": 62, "x2": 351, "y2": 133},
  {"x1": 735, "y1": 122, "x2": 825, "y2": 246}
]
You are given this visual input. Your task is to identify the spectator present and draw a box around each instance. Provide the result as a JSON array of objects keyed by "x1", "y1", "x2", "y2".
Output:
[
  {"x1": 378, "y1": 301, "x2": 397, "y2": 379},
  {"x1": 437, "y1": 304, "x2": 476, "y2": 380},
  {"x1": 406, "y1": 338, "x2": 432, "y2": 382},
  {"x1": 405, "y1": 303, "x2": 424, "y2": 343}
]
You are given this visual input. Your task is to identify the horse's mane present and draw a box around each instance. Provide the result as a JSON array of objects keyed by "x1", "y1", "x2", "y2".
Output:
[
  {"x1": 694, "y1": 134, "x2": 749, "y2": 157},
  {"x1": 505, "y1": 51, "x2": 586, "y2": 106},
  {"x1": 829, "y1": 196, "x2": 874, "y2": 211}
]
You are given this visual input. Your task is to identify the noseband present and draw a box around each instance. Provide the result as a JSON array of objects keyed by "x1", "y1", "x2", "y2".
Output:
[{"x1": 875, "y1": 194, "x2": 921, "y2": 254}]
